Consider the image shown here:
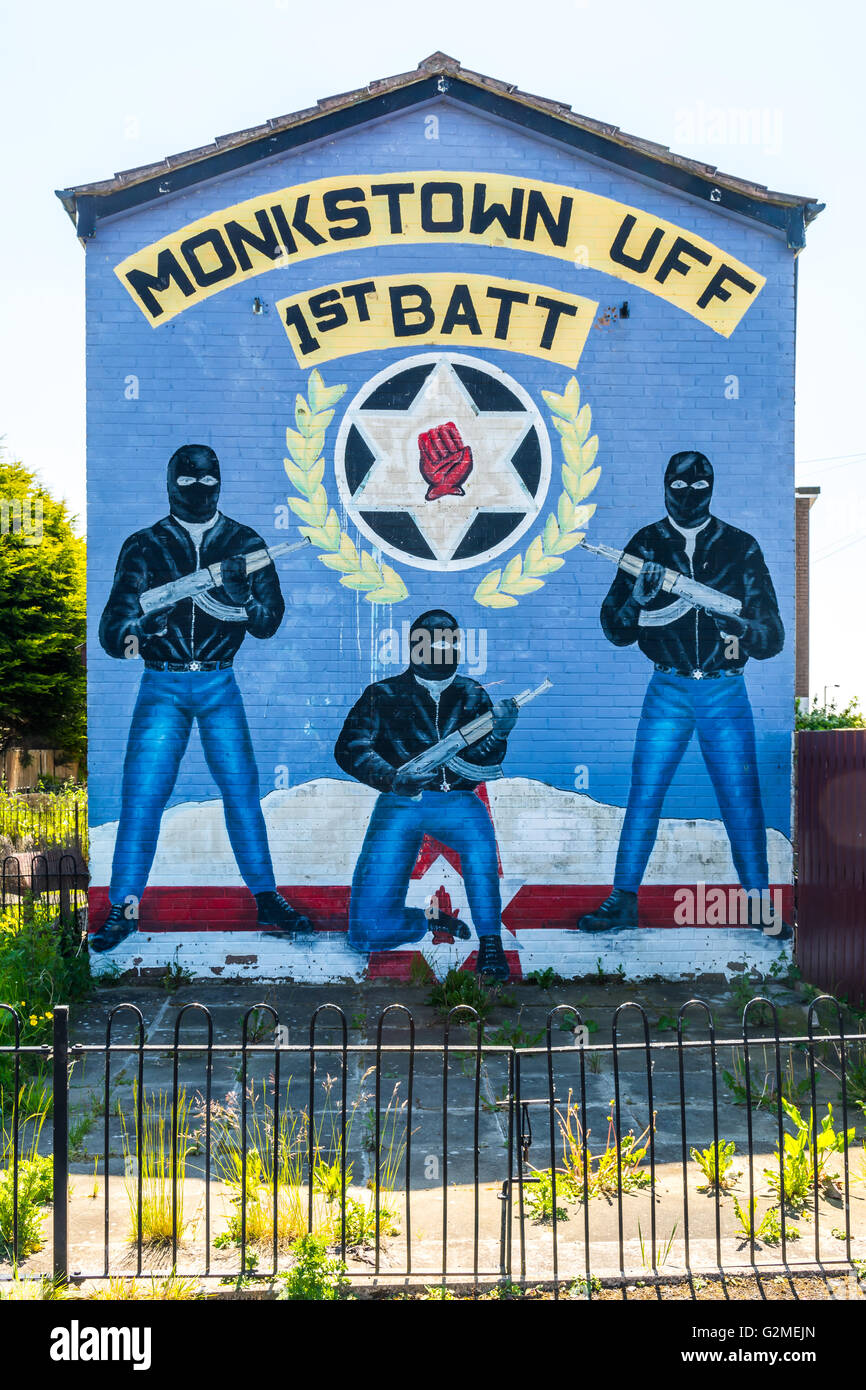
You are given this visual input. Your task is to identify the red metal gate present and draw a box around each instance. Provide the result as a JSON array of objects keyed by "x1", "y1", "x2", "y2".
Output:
[{"x1": 797, "y1": 729, "x2": 866, "y2": 1004}]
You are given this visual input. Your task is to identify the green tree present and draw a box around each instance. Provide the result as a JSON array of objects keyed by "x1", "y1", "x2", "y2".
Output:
[
  {"x1": 795, "y1": 696, "x2": 866, "y2": 731},
  {"x1": 0, "y1": 458, "x2": 85, "y2": 764}
]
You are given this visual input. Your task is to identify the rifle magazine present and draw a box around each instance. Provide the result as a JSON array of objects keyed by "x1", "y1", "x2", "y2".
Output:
[
  {"x1": 637, "y1": 596, "x2": 693, "y2": 627},
  {"x1": 445, "y1": 755, "x2": 504, "y2": 782},
  {"x1": 193, "y1": 592, "x2": 249, "y2": 623}
]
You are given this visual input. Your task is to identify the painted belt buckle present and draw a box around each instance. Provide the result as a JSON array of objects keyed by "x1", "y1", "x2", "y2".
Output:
[
  {"x1": 691, "y1": 669, "x2": 704, "y2": 680},
  {"x1": 188, "y1": 661, "x2": 202, "y2": 672}
]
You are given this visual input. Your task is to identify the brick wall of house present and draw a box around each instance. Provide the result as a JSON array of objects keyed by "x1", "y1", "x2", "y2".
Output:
[{"x1": 795, "y1": 488, "x2": 818, "y2": 700}]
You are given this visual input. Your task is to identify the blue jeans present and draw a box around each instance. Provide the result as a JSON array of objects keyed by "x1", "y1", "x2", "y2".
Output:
[
  {"x1": 109, "y1": 668, "x2": 276, "y2": 903},
  {"x1": 348, "y1": 790, "x2": 502, "y2": 951},
  {"x1": 614, "y1": 670, "x2": 769, "y2": 893}
]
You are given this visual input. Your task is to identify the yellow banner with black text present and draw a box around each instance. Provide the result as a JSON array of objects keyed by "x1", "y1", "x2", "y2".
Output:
[
  {"x1": 114, "y1": 171, "x2": 765, "y2": 337},
  {"x1": 276, "y1": 273, "x2": 597, "y2": 368}
]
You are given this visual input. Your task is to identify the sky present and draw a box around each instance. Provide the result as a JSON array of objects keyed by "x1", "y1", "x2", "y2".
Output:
[{"x1": 1, "y1": 0, "x2": 864, "y2": 704}]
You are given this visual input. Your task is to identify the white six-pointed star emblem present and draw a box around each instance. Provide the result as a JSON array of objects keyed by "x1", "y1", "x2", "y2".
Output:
[{"x1": 334, "y1": 354, "x2": 551, "y2": 572}]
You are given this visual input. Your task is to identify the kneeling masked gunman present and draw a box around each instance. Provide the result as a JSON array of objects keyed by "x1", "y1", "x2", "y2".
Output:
[
  {"x1": 335, "y1": 610, "x2": 518, "y2": 980},
  {"x1": 577, "y1": 450, "x2": 790, "y2": 938},
  {"x1": 91, "y1": 444, "x2": 313, "y2": 951}
]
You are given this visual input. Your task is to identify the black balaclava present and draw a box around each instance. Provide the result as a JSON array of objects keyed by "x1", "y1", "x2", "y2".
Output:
[
  {"x1": 167, "y1": 444, "x2": 221, "y2": 524},
  {"x1": 408, "y1": 609, "x2": 461, "y2": 683},
  {"x1": 664, "y1": 451, "x2": 713, "y2": 528}
]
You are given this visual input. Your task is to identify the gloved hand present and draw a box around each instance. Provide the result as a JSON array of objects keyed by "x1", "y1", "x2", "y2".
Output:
[
  {"x1": 491, "y1": 697, "x2": 519, "y2": 735},
  {"x1": 137, "y1": 609, "x2": 169, "y2": 638},
  {"x1": 709, "y1": 610, "x2": 750, "y2": 640},
  {"x1": 418, "y1": 422, "x2": 474, "y2": 501},
  {"x1": 220, "y1": 554, "x2": 253, "y2": 605},
  {"x1": 392, "y1": 767, "x2": 440, "y2": 797},
  {"x1": 632, "y1": 560, "x2": 667, "y2": 607}
]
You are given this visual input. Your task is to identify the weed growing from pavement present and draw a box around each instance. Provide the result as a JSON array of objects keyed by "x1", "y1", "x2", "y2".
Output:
[
  {"x1": 525, "y1": 1168, "x2": 568, "y2": 1223},
  {"x1": 407, "y1": 953, "x2": 435, "y2": 988},
  {"x1": 525, "y1": 967, "x2": 559, "y2": 989},
  {"x1": 691, "y1": 1140, "x2": 737, "y2": 1191},
  {"x1": 162, "y1": 956, "x2": 194, "y2": 993},
  {"x1": 523, "y1": 1093, "x2": 653, "y2": 1213},
  {"x1": 640, "y1": 1220, "x2": 678, "y2": 1267},
  {"x1": 764, "y1": 1098, "x2": 854, "y2": 1210},
  {"x1": 68, "y1": 1090, "x2": 105, "y2": 1156},
  {"x1": 556, "y1": 1009, "x2": 599, "y2": 1040},
  {"x1": 730, "y1": 971, "x2": 773, "y2": 1024},
  {"x1": 723, "y1": 1046, "x2": 810, "y2": 1111},
  {"x1": 823, "y1": 1040, "x2": 866, "y2": 1109},
  {"x1": 275, "y1": 1233, "x2": 351, "y2": 1301},
  {"x1": 656, "y1": 1013, "x2": 688, "y2": 1033},
  {"x1": 242, "y1": 1007, "x2": 273, "y2": 1043},
  {"x1": 428, "y1": 968, "x2": 499, "y2": 1020},
  {"x1": 487, "y1": 1021, "x2": 544, "y2": 1050},
  {"x1": 733, "y1": 1197, "x2": 799, "y2": 1246},
  {"x1": 0, "y1": 1098, "x2": 52, "y2": 1258}
]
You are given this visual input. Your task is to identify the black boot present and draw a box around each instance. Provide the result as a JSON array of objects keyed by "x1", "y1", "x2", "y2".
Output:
[
  {"x1": 255, "y1": 891, "x2": 314, "y2": 935},
  {"x1": 761, "y1": 912, "x2": 794, "y2": 941},
  {"x1": 89, "y1": 903, "x2": 138, "y2": 953},
  {"x1": 577, "y1": 888, "x2": 638, "y2": 934},
  {"x1": 429, "y1": 910, "x2": 472, "y2": 942},
  {"x1": 476, "y1": 935, "x2": 510, "y2": 981}
]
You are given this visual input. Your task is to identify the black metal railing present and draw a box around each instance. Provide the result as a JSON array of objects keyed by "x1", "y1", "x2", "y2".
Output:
[
  {"x1": 0, "y1": 791, "x2": 88, "y2": 860},
  {"x1": 0, "y1": 853, "x2": 89, "y2": 924},
  {"x1": 0, "y1": 995, "x2": 864, "y2": 1294}
]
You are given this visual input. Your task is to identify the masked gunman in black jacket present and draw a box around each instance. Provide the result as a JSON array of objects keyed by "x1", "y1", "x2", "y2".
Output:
[
  {"x1": 90, "y1": 444, "x2": 313, "y2": 952},
  {"x1": 577, "y1": 450, "x2": 789, "y2": 937}
]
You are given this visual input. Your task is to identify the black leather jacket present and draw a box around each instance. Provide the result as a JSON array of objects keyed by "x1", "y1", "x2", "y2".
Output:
[
  {"x1": 601, "y1": 515, "x2": 783, "y2": 675},
  {"x1": 334, "y1": 670, "x2": 508, "y2": 793},
  {"x1": 99, "y1": 513, "x2": 284, "y2": 664}
]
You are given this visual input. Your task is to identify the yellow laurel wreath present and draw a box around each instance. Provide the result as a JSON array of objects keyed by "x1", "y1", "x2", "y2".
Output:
[
  {"x1": 284, "y1": 369, "x2": 408, "y2": 605},
  {"x1": 473, "y1": 376, "x2": 600, "y2": 608}
]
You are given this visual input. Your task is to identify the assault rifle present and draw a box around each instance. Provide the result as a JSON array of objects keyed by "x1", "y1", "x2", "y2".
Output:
[
  {"x1": 139, "y1": 537, "x2": 311, "y2": 617},
  {"x1": 577, "y1": 539, "x2": 742, "y2": 623},
  {"x1": 397, "y1": 677, "x2": 552, "y2": 787}
]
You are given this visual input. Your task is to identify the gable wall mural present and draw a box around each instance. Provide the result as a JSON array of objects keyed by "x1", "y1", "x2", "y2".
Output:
[{"x1": 83, "y1": 96, "x2": 797, "y2": 982}]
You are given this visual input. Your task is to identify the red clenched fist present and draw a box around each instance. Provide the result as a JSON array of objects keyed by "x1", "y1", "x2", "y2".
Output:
[
  {"x1": 418, "y1": 422, "x2": 473, "y2": 501},
  {"x1": 434, "y1": 885, "x2": 453, "y2": 917}
]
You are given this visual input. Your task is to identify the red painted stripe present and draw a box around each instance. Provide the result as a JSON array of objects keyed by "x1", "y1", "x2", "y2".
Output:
[
  {"x1": 88, "y1": 884, "x2": 792, "y2": 934},
  {"x1": 501, "y1": 884, "x2": 794, "y2": 931}
]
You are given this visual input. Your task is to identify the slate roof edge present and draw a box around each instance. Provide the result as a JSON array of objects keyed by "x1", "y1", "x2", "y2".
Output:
[{"x1": 55, "y1": 53, "x2": 824, "y2": 248}]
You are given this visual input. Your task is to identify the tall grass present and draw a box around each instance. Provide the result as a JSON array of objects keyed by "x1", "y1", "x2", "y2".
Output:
[
  {"x1": 88, "y1": 1274, "x2": 201, "y2": 1300},
  {"x1": 120, "y1": 1086, "x2": 193, "y2": 1246},
  {"x1": 203, "y1": 1085, "x2": 309, "y2": 1248},
  {"x1": 198, "y1": 1067, "x2": 410, "y2": 1253},
  {"x1": 0, "y1": 1275, "x2": 68, "y2": 1300}
]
